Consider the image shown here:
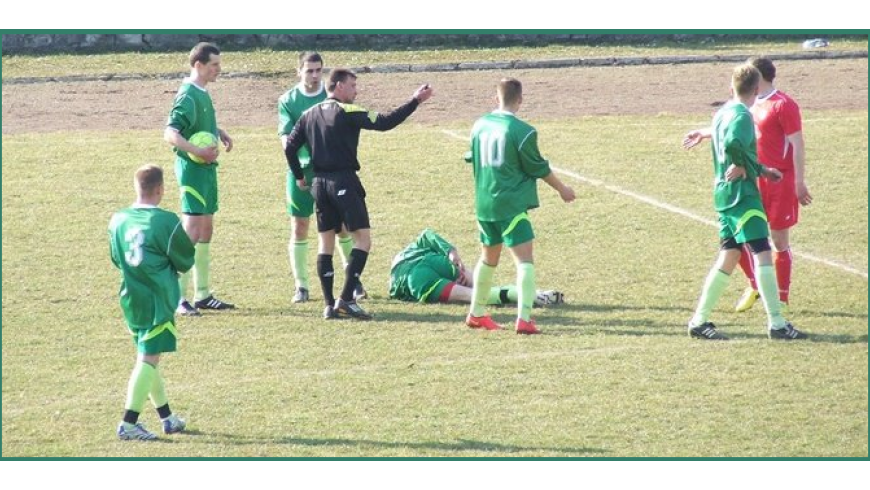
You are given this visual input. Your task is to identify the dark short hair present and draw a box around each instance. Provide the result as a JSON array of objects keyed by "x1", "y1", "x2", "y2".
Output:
[
  {"x1": 299, "y1": 51, "x2": 323, "y2": 70},
  {"x1": 135, "y1": 164, "x2": 164, "y2": 195},
  {"x1": 747, "y1": 56, "x2": 776, "y2": 82},
  {"x1": 327, "y1": 68, "x2": 357, "y2": 92},
  {"x1": 189, "y1": 42, "x2": 221, "y2": 67}
]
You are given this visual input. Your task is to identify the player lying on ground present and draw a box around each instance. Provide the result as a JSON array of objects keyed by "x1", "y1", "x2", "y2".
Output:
[{"x1": 389, "y1": 229, "x2": 564, "y2": 307}]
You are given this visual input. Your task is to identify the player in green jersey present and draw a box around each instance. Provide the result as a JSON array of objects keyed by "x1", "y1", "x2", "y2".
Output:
[
  {"x1": 109, "y1": 165, "x2": 196, "y2": 440},
  {"x1": 682, "y1": 64, "x2": 807, "y2": 341},
  {"x1": 464, "y1": 78, "x2": 575, "y2": 335},
  {"x1": 164, "y1": 42, "x2": 235, "y2": 316},
  {"x1": 389, "y1": 228, "x2": 564, "y2": 306},
  {"x1": 279, "y1": 52, "x2": 365, "y2": 304}
]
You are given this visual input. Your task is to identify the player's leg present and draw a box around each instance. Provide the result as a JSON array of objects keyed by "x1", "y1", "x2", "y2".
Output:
[
  {"x1": 734, "y1": 244, "x2": 760, "y2": 312},
  {"x1": 312, "y1": 177, "x2": 342, "y2": 318},
  {"x1": 504, "y1": 214, "x2": 538, "y2": 334},
  {"x1": 140, "y1": 322, "x2": 187, "y2": 434},
  {"x1": 688, "y1": 214, "x2": 742, "y2": 340},
  {"x1": 466, "y1": 220, "x2": 504, "y2": 331},
  {"x1": 184, "y1": 169, "x2": 233, "y2": 310},
  {"x1": 118, "y1": 323, "x2": 175, "y2": 440},
  {"x1": 770, "y1": 228, "x2": 793, "y2": 305},
  {"x1": 762, "y1": 170, "x2": 799, "y2": 306},
  {"x1": 287, "y1": 170, "x2": 315, "y2": 303},
  {"x1": 737, "y1": 202, "x2": 806, "y2": 340},
  {"x1": 338, "y1": 226, "x2": 367, "y2": 301},
  {"x1": 333, "y1": 177, "x2": 373, "y2": 320}
]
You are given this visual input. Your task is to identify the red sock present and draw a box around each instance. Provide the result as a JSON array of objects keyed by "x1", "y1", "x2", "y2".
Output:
[
  {"x1": 774, "y1": 248, "x2": 792, "y2": 303},
  {"x1": 438, "y1": 282, "x2": 456, "y2": 303},
  {"x1": 738, "y1": 245, "x2": 757, "y2": 290}
]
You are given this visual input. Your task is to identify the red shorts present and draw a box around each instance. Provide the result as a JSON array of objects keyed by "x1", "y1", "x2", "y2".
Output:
[{"x1": 759, "y1": 170, "x2": 799, "y2": 231}]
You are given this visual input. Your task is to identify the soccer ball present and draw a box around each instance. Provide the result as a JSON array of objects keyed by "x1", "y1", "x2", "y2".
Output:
[{"x1": 188, "y1": 131, "x2": 219, "y2": 164}]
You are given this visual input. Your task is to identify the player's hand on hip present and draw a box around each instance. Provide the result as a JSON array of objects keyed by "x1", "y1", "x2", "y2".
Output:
[
  {"x1": 296, "y1": 178, "x2": 310, "y2": 191},
  {"x1": 764, "y1": 167, "x2": 783, "y2": 182},
  {"x1": 725, "y1": 164, "x2": 746, "y2": 182}
]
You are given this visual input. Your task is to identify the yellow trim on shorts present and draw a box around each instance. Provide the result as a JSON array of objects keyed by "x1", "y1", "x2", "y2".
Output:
[
  {"x1": 180, "y1": 186, "x2": 207, "y2": 207},
  {"x1": 733, "y1": 209, "x2": 768, "y2": 234},
  {"x1": 420, "y1": 278, "x2": 446, "y2": 303},
  {"x1": 139, "y1": 321, "x2": 178, "y2": 343},
  {"x1": 503, "y1": 212, "x2": 531, "y2": 236}
]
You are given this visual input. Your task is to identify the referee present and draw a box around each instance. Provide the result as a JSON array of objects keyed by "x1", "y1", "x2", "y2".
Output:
[{"x1": 284, "y1": 68, "x2": 434, "y2": 320}]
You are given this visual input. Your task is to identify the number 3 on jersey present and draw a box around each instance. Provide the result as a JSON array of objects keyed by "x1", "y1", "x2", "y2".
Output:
[
  {"x1": 124, "y1": 228, "x2": 145, "y2": 267},
  {"x1": 479, "y1": 132, "x2": 506, "y2": 168}
]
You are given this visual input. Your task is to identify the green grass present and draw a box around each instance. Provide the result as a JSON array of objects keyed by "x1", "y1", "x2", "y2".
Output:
[
  {"x1": 2, "y1": 36, "x2": 867, "y2": 80},
  {"x1": 2, "y1": 107, "x2": 867, "y2": 456}
]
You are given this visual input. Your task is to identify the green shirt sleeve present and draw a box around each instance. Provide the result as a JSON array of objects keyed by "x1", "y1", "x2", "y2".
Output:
[
  {"x1": 166, "y1": 92, "x2": 196, "y2": 133},
  {"x1": 517, "y1": 129, "x2": 552, "y2": 179},
  {"x1": 162, "y1": 215, "x2": 195, "y2": 274},
  {"x1": 724, "y1": 112, "x2": 762, "y2": 178},
  {"x1": 278, "y1": 96, "x2": 295, "y2": 136}
]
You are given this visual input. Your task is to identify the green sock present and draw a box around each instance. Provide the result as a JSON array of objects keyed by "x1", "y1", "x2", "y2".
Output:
[
  {"x1": 290, "y1": 240, "x2": 309, "y2": 289},
  {"x1": 756, "y1": 264, "x2": 786, "y2": 329},
  {"x1": 194, "y1": 242, "x2": 211, "y2": 301},
  {"x1": 690, "y1": 268, "x2": 731, "y2": 326},
  {"x1": 338, "y1": 236, "x2": 354, "y2": 269},
  {"x1": 517, "y1": 262, "x2": 535, "y2": 321},
  {"x1": 149, "y1": 368, "x2": 168, "y2": 409},
  {"x1": 179, "y1": 271, "x2": 191, "y2": 300},
  {"x1": 471, "y1": 260, "x2": 495, "y2": 317},
  {"x1": 125, "y1": 361, "x2": 157, "y2": 414},
  {"x1": 487, "y1": 285, "x2": 518, "y2": 305}
]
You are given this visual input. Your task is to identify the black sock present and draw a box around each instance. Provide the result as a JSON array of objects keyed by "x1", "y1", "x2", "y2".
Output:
[
  {"x1": 340, "y1": 248, "x2": 369, "y2": 301},
  {"x1": 317, "y1": 254, "x2": 335, "y2": 306},
  {"x1": 499, "y1": 288, "x2": 511, "y2": 305},
  {"x1": 156, "y1": 404, "x2": 172, "y2": 419},
  {"x1": 123, "y1": 410, "x2": 140, "y2": 425}
]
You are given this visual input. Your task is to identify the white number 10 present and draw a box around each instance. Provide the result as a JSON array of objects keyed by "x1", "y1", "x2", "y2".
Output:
[{"x1": 479, "y1": 132, "x2": 506, "y2": 168}]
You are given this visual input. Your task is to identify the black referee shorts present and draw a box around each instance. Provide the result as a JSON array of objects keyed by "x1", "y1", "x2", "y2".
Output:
[{"x1": 311, "y1": 172, "x2": 371, "y2": 233}]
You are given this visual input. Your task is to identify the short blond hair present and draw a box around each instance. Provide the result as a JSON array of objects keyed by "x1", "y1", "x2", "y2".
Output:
[
  {"x1": 134, "y1": 164, "x2": 164, "y2": 196},
  {"x1": 732, "y1": 64, "x2": 761, "y2": 97},
  {"x1": 497, "y1": 78, "x2": 522, "y2": 106}
]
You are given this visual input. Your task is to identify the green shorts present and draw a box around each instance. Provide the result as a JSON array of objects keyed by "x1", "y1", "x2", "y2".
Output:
[
  {"x1": 129, "y1": 321, "x2": 178, "y2": 355},
  {"x1": 478, "y1": 212, "x2": 535, "y2": 247},
  {"x1": 718, "y1": 197, "x2": 770, "y2": 244},
  {"x1": 175, "y1": 157, "x2": 219, "y2": 215},
  {"x1": 407, "y1": 255, "x2": 458, "y2": 303},
  {"x1": 286, "y1": 167, "x2": 315, "y2": 217}
]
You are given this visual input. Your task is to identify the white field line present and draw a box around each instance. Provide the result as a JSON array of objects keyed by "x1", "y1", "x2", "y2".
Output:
[{"x1": 441, "y1": 129, "x2": 868, "y2": 279}]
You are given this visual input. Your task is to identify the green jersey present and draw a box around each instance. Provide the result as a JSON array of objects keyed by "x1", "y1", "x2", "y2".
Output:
[
  {"x1": 109, "y1": 205, "x2": 195, "y2": 330},
  {"x1": 466, "y1": 110, "x2": 552, "y2": 221},
  {"x1": 389, "y1": 229, "x2": 456, "y2": 300},
  {"x1": 278, "y1": 82, "x2": 327, "y2": 168},
  {"x1": 166, "y1": 81, "x2": 219, "y2": 165},
  {"x1": 710, "y1": 101, "x2": 765, "y2": 212}
]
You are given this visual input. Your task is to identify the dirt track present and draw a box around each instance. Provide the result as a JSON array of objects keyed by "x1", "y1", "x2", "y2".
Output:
[{"x1": 2, "y1": 58, "x2": 867, "y2": 135}]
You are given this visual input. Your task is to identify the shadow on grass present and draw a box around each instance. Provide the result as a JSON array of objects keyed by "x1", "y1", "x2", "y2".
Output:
[{"x1": 203, "y1": 432, "x2": 608, "y2": 456}]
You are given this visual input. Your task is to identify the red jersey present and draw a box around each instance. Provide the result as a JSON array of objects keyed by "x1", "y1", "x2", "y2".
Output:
[{"x1": 751, "y1": 90, "x2": 803, "y2": 171}]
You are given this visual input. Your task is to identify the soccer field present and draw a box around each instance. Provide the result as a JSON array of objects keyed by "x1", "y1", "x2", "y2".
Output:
[{"x1": 2, "y1": 49, "x2": 867, "y2": 457}]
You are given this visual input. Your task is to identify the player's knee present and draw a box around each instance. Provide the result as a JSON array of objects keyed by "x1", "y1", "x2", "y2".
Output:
[
  {"x1": 746, "y1": 238, "x2": 771, "y2": 255},
  {"x1": 770, "y1": 236, "x2": 789, "y2": 252}
]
